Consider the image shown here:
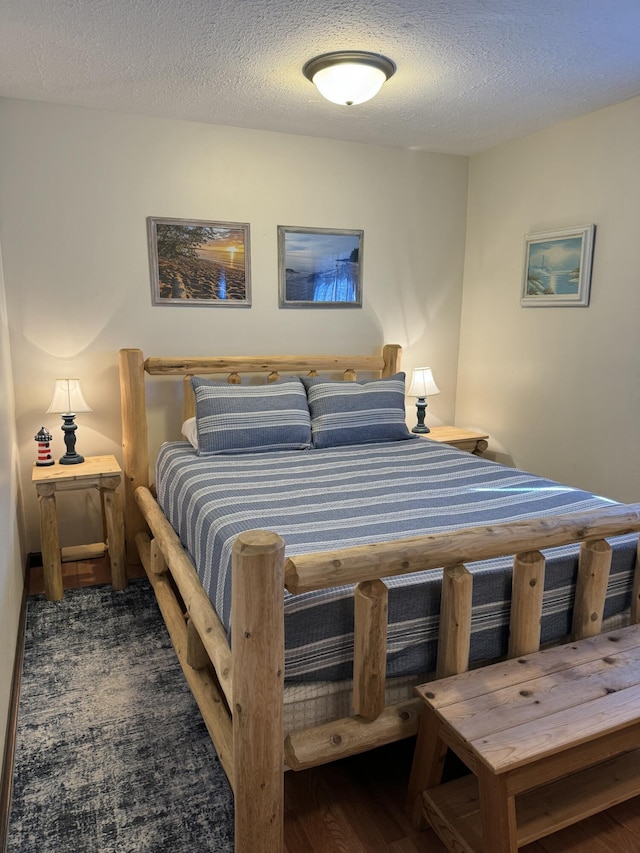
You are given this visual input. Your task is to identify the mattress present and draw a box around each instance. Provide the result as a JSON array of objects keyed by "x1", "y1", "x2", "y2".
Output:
[
  {"x1": 280, "y1": 609, "x2": 630, "y2": 735},
  {"x1": 156, "y1": 438, "x2": 638, "y2": 682}
]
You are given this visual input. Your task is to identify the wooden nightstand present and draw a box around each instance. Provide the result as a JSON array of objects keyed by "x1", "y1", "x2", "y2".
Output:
[
  {"x1": 32, "y1": 455, "x2": 127, "y2": 601},
  {"x1": 420, "y1": 426, "x2": 489, "y2": 455}
]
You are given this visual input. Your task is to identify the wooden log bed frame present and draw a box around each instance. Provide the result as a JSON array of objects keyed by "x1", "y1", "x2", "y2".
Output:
[{"x1": 118, "y1": 345, "x2": 640, "y2": 853}]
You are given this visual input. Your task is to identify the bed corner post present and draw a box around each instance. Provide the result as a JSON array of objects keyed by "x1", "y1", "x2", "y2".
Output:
[
  {"x1": 382, "y1": 344, "x2": 402, "y2": 377},
  {"x1": 118, "y1": 348, "x2": 150, "y2": 564},
  {"x1": 232, "y1": 530, "x2": 286, "y2": 853}
]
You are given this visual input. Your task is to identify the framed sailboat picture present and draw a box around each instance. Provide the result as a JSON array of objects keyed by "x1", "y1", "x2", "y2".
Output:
[{"x1": 521, "y1": 224, "x2": 595, "y2": 307}]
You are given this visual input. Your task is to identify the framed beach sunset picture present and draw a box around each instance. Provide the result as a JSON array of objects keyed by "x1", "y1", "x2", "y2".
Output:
[
  {"x1": 148, "y1": 217, "x2": 251, "y2": 306},
  {"x1": 278, "y1": 226, "x2": 363, "y2": 308},
  {"x1": 521, "y1": 224, "x2": 595, "y2": 307}
]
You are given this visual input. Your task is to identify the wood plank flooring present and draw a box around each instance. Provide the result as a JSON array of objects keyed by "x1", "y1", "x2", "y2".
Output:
[
  {"x1": 27, "y1": 558, "x2": 640, "y2": 852},
  {"x1": 27, "y1": 554, "x2": 146, "y2": 595}
]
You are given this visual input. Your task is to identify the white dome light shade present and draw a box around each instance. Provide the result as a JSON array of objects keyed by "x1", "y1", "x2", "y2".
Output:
[
  {"x1": 304, "y1": 51, "x2": 396, "y2": 106},
  {"x1": 311, "y1": 62, "x2": 386, "y2": 106}
]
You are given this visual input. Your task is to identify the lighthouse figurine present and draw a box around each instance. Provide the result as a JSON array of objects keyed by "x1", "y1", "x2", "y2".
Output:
[{"x1": 35, "y1": 426, "x2": 55, "y2": 467}]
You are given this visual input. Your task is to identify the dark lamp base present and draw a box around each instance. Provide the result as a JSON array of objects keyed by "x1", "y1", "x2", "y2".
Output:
[
  {"x1": 59, "y1": 453, "x2": 85, "y2": 465},
  {"x1": 412, "y1": 396, "x2": 431, "y2": 434},
  {"x1": 59, "y1": 413, "x2": 84, "y2": 464}
]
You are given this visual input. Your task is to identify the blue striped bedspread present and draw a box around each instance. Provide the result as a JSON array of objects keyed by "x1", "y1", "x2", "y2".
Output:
[{"x1": 156, "y1": 438, "x2": 637, "y2": 681}]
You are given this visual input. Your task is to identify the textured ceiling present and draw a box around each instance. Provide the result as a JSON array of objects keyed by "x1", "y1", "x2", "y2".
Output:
[{"x1": 2, "y1": 0, "x2": 640, "y2": 155}]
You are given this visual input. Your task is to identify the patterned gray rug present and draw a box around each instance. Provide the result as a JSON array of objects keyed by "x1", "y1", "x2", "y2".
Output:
[{"x1": 7, "y1": 581, "x2": 234, "y2": 852}]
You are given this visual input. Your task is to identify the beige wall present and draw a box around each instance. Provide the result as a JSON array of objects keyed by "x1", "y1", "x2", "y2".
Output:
[
  {"x1": 458, "y1": 96, "x2": 640, "y2": 502},
  {"x1": 0, "y1": 241, "x2": 25, "y2": 774},
  {"x1": 0, "y1": 98, "x2": 469, "y2": 552}
]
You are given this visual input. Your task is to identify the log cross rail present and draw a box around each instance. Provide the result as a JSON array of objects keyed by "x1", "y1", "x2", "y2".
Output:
[
  {"x1": 284, "y1": 503, "x2": 640, "y2": 594},
  {"x1": 143, "y1": 353, "x2": 388, "y2": 375}
]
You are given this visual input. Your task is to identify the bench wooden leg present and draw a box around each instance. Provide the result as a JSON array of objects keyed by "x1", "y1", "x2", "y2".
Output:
[
  {"x1": 477, "y1": 765, "x2": 517, "y2": 853},
  {"x1": 406, "y1": 708, "x2": 448, "y2": 828}
]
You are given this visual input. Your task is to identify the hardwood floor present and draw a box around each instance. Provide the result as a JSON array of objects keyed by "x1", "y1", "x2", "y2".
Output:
[
  {"x1": 284, "y1": 739, "x2": 640, "y2": 853},
  {"x1": 284, "y1": 739, "x2": 448, "y2": 853},
  {"x1": 27, "y1": 553, "x2": 146, "y2": 595},
  {"x1": 28, "y1": 558, "x2": 640, "y2": 852}
]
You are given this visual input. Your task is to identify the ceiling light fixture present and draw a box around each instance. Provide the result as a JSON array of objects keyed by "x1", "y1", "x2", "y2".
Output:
[{"x1": 303, "y1": 51, "x2": 396, "y2": 106}]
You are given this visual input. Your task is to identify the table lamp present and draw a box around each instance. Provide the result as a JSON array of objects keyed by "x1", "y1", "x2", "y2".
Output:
[
  {"x1": 407, "y1": 367, "x2": 440, "y2": 434},
  {"x1": 46, "y1": 378, "x2": 92, "y2": 464}
]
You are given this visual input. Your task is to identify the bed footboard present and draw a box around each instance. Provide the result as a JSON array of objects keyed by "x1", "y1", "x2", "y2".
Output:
[{"x1": 134, "y1": 483, "x2": 640, "y2": 853}]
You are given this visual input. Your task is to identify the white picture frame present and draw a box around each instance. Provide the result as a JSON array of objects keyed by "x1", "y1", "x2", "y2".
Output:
[{"x1": 521, "y1": 224, "x2": 595, "y2": 308}]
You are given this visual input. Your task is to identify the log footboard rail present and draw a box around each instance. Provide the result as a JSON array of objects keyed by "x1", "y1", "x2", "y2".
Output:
[{"x1": 118, "y1": 348, "x2": 640, "y2": 853}]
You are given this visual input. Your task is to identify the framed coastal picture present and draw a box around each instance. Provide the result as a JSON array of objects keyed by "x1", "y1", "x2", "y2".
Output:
[
  {"x1": 521, "y1": 224, "x2": 595, "y2": 307},
  {"x1": 278, "y1": 226, "x2": 363, "y2": 308},
  {"x1": 148, "y1": 217, "x2": 251, "y2": 306}
]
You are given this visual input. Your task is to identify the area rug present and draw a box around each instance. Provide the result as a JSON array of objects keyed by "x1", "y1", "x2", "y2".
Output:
[{"x1": 7, "y1": 581, "x2": 234, "y2": 853}]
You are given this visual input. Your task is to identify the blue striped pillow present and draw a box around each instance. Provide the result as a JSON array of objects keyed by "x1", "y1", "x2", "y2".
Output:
[
  {"x1": 192, "y1": 376, "x2": 312, "y2": 455},
  {"x1": 302, "y1": 373, "x2": 414, "y2": 448}
]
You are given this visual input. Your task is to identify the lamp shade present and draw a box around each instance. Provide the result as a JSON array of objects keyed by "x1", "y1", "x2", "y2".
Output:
[
  {"x1": 46, "y1": 379, "x2": 92, "y2": 414},
  {"x1": 303, "y1": 51, "x2": 396, "y2": 106},
  {"x1": 407, "y1": 367, "x2": 440, "y2": 398}
]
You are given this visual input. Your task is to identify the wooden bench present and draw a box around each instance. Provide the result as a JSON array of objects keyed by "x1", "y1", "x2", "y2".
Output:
[{"x1": 411, "y1": 623, "x2": 640, "y2": 852}]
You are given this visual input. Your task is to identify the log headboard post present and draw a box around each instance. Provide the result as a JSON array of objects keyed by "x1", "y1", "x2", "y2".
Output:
[
  {"x1": 119, "y1": 348, "x2": 150, "y2": 563},
  {"x1": 183, "y1": 375, "x2": 195, "y2": 422},
  {"x1": 382, "y1": 344, "x2": 401, "y2": 377}
]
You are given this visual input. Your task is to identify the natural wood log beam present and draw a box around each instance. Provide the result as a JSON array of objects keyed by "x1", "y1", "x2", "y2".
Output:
[
  {"x1": 144, "y1": 354, "x2": 386, "y2": 375},
  {"x1": 436, "y1": 564, "x2": 472, "y2": 679},
  {"x1": 187, "y1": 618, "x2": 210, "y2": 670},
  {"x1": 382, "y1": 344, "x2": 401, "y2": 377},
  {"x1": 134, "y1": 529, "x2": 151, "y2": 572},
  {"x1": 134, "y1": 491, "x2": 233, "y2": 706},
  {"x1": 148, "y1": 537, "x2": 168, "y2": 576},
  {"x1": 182, "y1": 375, "x2": 195, "y2": 422},
  {"x1": 285, "y1": 503, "x2": 640, "y2": 594},
  {"x1": 119, "y1": 348, "x2": 149, "y2": 563},
  {"x1": 232, "y1": 530, "x2": 286, "y2": 853},
  {"x1": 353, "y1": 579, "x2": 388, "y2": 721},
  {"x1": 509, "y1": 551, "x2": 545, "y2": 658},
  {"x1": 138, "y1": 534, "x2": 234, "y2": 785},
  {"x1": 572, "y1": 539, "x2": 612, "y2": 640},
  {"x1": 60, "y1": 543, "x2": 105, "y2": 562},
  {"x1": 284, "y1": 698, "x2": 421, "y2": 771}
]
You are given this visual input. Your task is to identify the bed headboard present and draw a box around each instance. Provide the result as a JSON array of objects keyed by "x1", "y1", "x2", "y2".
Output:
[{"x1": 118, "y1": 345, "x2": 402, "y2": 562}]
